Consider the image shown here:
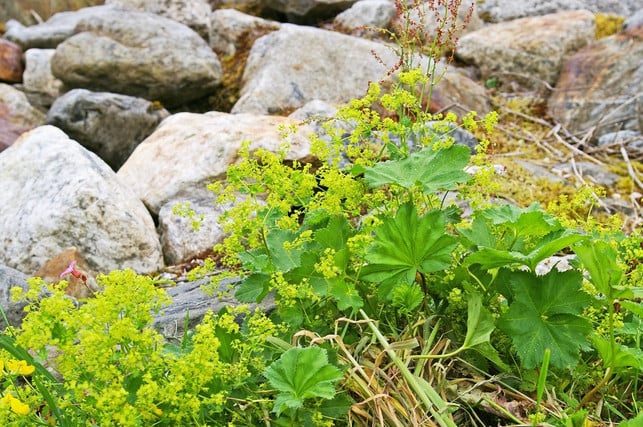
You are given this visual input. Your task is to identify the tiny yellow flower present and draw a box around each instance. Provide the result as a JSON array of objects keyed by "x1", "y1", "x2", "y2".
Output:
[
  {"x1": 151, "y1": 404, "x2": 163, "y2": 417},
  {"x1": 0, "y1": 393, "x2": 30, "y2": 416},
  {"x1": 6, "y1": 359, "x2": 35, "y2": 376}
]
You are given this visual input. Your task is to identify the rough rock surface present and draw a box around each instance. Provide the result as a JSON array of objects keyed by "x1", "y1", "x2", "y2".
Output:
[
  {"x1": 264, "y1": 0, "x2": 358, "y2": 24},
  {"x1": 209, "y1": 8, "x2": 281, "y2": 56},
  {"x1": 232, "y1": 24, "x2": 412, "y2": 115},
  {"x1": 117, "y1": 111, "x2": 315, "y2": 215},
  {"x1": 0, "y1": 83, "x2": 46, "y2": 151},
  {"x1": 46, "y1": 89, "x2": 170, "y2": 170},
  {"x1": 157, "y1": 189, "x2": 230, "y2": 265},
  {"x1": 22, "y1": 48, "x2": 65, "y2": 108},
  {"x1": 3, "y1": 6, "x2": 114, "y2": 49},
  {"x1": 547, "y1": 27, "x2": 643, "y2": 140},
  {"x1": 105, "y1": 0, "x2": 213, "y2": 39},
  {"x1": 0, "y1": 126, "x2": 164, "y2": 275},
  {"x1": 0, "y1": 265, "x2": 30, "y2": 328},
  {"x1": 456, "y1": 10, "x2": 595, "y2": 86},
  {"x1": 333, "y1": 0, "x2": 397, "y2": 33},
  {"x1": 0, "y1": 0, "x2": 104, "y2": 26},
  {"x1": 153, "y1": 276, "x2": 276, "y2": 337},
  {"x1": 477, "y1": 0, "x2": 642, "y2": 23},
  {"x1": 0, "y1": 39, "x2": 24, "y2": 83},
  {"x1": 50, "y1": 7, "x2": 222, "y2": 107}
]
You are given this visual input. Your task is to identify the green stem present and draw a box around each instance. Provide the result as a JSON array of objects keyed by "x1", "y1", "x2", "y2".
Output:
[
  {"x1": 577, "y1": 367, "x2": 613, "y2": 409},
  {"x1": 359, "y1": 309, "x2": 457, "y2": 427}
]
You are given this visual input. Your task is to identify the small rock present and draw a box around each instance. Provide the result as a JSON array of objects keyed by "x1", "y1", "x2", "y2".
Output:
[
  {"x1": 263, "y1": 0, "x2": 358, "y2": 24},
  {"x1": 50, "y1": 7, "x2": 222, "y2": 107},
  {"x1": 0, "y1": 39, "x2": 24, "y2": 83},
  {"x1": 0, "y1": 265, "x2": 30, "y2": 328},
  {"x1": 153, "y1": 276, "x2": 276, "y2": 337},
  {"x1": 209, "y1": 8, "x2": 281, "y2": 56},
  {"x1": 158, "y1": 189, "x2": 230, "y2": 265},
  {"x1": 22, "y1": 48, "x2": 65, "y2": 108},
  {"x1": 0, "y1": 83, "x2": 46, "y2": 152},
  {"x1": 46, "y1": 89, "x2": 170, "y2": 170},
  {"x1": 334, "y1": 0, "x2": 397, "y2": 33}
]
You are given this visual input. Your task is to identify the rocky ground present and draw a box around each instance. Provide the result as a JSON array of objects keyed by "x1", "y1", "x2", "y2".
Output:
[{"x1": 0, "y1": 0, "x2": 641, "y2": 333}]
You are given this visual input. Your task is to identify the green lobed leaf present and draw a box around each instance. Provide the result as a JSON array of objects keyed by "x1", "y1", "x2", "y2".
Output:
[
  {"x1": 329, "y1": 279, "x2": 363, "y2": 311},
  {"x1": 363, "y1": 144, "x2": 471, "y2": 193},
  {"x1": 498, "y1": 270, "x2": 593, "y2": 369},
  {"x1": 235, "y1": 273, "x2": 270, "y2": 303},
  {"x1": 391, "y1": 283, "x2": 424, "y2": 313},
  {"x1": 359, "y1": 202, "x2": 458, "y2": 299},
  {"x1": 573, "y1": 239, "x2": 623, "y2": 296},
  {"x1": 264, "y1": 347, "x2": 344, "y2": 416}
]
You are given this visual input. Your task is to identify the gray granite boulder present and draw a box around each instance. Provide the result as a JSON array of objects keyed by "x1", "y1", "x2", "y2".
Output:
[
  {"x1": 153, "y1": 276, "x2": 276, "y2": 337},
  {"x1": 117, "y1": 111, "x2": 315, "y2": 215},
  {"x1": 105, "y1": 0, "x2": 213, "y2": 40},
  {"x1": 333, "y1": 0, "x2": 397, "y2": 33},
  {"x1": 456, "y1": 10, "x2": 595, "y2": 87},
  {"x1": 0, "y1": 265, "x2": 30, "y2": 328},
  {"x1": 477, "y1": 0, "x2": 642, "y2": 23},
  {"x1": 3, "y1": 6, "x2": 113, "y2": 49},
  {"x1": 264, "y1": 0, "x2": 358, "y2": 24},
  {"x1": 49, "y1": 8, "x2": 221, "y2": 107},
  {"x1": 46, "y1": 89, "x2": 170, "y2": 170},
  {"x1": 22, "y1": 49, "x2": 65, "y2": 108},
  {"x1": 232, "y1": 24, "x2": 415, "y2": 115},
  {"x1": 157, "y1": 188, "x2": 230, "y2": 265},
  {"x1": 0, "y1": 125, "x2": 164, "y2": 275}
]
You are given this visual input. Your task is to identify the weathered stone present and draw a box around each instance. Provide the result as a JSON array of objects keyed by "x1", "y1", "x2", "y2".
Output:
[
  {"x1": 0, "y1": 265, "x2": 30, "y2": 328},
  {"x1": 153, "y1": 276, "x2": 276, "y2": 338},
  {"x1": 477, "y1": 0, "x2": 641, "y2": 23},
  {"x1": 158, "y1": 189, "x2": 229, "y2": 265},
  {"x1": 623, "y1": 8, "x2": 643, "y2": 31},
  {"x1": 0, "y1": 0, "x2": 104, "y2": 26},
  {"x1": 456, "y1": 10, "x2": 595, "y2": 86},
  {"x1": 105, "y1": 0, "x2": 213, "y2": 40},
  {"x1": 547, "y1": 27, "x2": 642, "y2": 140},
  {"x1": 50, "y1": 8, "x2": 222, "y2": 107},
  {"x1": 334, "y1": 0, "x2": 397, "y2": 33},
  {"x1": 0, "y1": 125, "x2": 164, "y2": 275},
  {"x1": 209, "y1": 8, "x2": 281, "y2": 56},
  {"x1": 3, "y1": 6, "x2": 115, "y2": 49},
  {"x1": 22, "y1": 48, "x2": 65, "y2": 108},
  {"x1": 0, "y1": 83, "x2": 46, "y2": 152},
  {"x1": 232, "y1": 24, "x2": 409, "y2": 115},
  {"x1": 46, "y1": 89, "x2": 170, "y2": 170},
  {"x1": 0, "y1": 39, "x2": 24, "y2": 83},
  {"x1": 392, "y1": 0, "x2": 483, "y2": 46},
  {"x1": 551, "y1": 161, "x2": 620, "y2": 187},
  {"x1": 117, "y1": 111, "x2": 315, "y2": 215},
  {"x1": 264, "y1": 0, "x2": 358, "y2": 24},
  {"x1": 429, "y1": 68, "x2": 492, "y2": 116}
]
